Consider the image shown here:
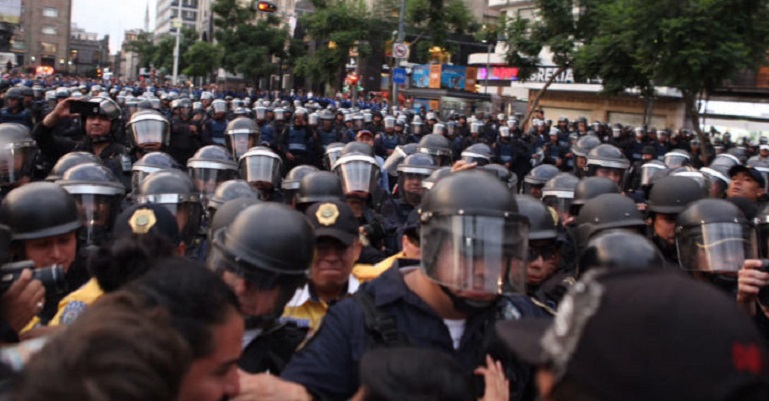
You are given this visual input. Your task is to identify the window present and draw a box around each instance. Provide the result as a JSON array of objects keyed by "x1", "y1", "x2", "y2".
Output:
[
  {"x1": 41, "y1": 26, "x2": 57, "y2": 35},
  {"x1": 40, "y1": 42, "x2": 57, "y2": 55},
  {"x1": 43, "y1": 7, "x2": 58, "y2": 18}
]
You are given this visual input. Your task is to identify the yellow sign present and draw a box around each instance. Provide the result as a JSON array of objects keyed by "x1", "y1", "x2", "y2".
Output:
[{"x1": 316, "y1": 203, "x2": 340, "y2": 226}]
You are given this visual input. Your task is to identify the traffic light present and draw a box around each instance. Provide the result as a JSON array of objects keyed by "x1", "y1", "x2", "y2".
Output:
[
  {"x1": 346, "y1": 72, "x2": 359, "y2": 85},
  {"x1": 256, "y1": 1, "x2": 277, "y2": 12},
  {"x1": 96, "y1": 68, "x2": 102, "y2": 78}
]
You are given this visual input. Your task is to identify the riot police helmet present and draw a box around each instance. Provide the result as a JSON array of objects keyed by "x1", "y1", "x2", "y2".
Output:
[
  {"x1": 383, "y1": 143, "x2": 419, "y2": 176},
  {"x1": 578, "y1": 230, "x2": 663, "y2": 275},
  {"x1": 585, "y1": 144, "x2": 630, "y2": 185},
  {"x1": 481, "y1": 164, "x2": 518, "y2": 191},
  {"x1": 207, "y1": 197, "x2": 263, "y2": 244},
  {"x1": 333, "y1": 151, "x2": 381, "y2": 197},
  {"x1": 570, "y1": 177, "x2": 621, "y2": 217},
  {"x1": 224, "y1": 117, "x2": 261, "y2": 159},
  {"x1": 522, "y1": 164, "x2": 560, "y2": 199},
  {"x1": 419, "y1": 170, "x2": 529, "y2": 294},
  {"x1": 676, "y1": 199, "x2": 755, "y2": 272},
  {"x1": 397, "y1": 153, "x2": 437, "y2": 206},
  {"x1": 516, "y1": 194, "x2": 557, "y2": 241},
  {"x1": 638, "y1": 160, "x2": 669, "y2": 191},
  {"x1": 46, "y1": 151, "x2": 103, "y2": 182},
  {"x1": 127, "y1": 109, "x2": 170, "y2": 149},
  {"x1": 56, "y1": 163, "x2": 126, "y2": 247},
  {"x1": 571, "y1": 135, "x2": 601, "y2": 158},
  {"x1": 211, "y1": 99, "x2": 227, "y2": 114},
  {"x1": 238, "y1": 146, "x2": 283, "y2": 189},
  {"x1": 417, "y1": 134, "x2": 453, "y2": 167},
  {"x1": 135, "y1": 170, "x2": 202, "y2": 246},
  {"x1": 663, "y1": 149, "x2": 692, "y2": 169},
  {"x1": 187, "y1": 145, "x2": 239, "y2": 202},
  {"x1": 324, "y1": 142, "x2": 345, "y2": 171},
  {"x1": 0, "y1": 123, "x2": 37, "y2": 188},
  {"x1": 131, "y1": 151, "x2": 181, "y2": 195},
  {"x1": 574, "y1": 193, "x2": 646, "y2": 251},
  {"x1": 647, "y1": 175, "x2": 707, "y2": 216},
  {"x1": 295, "y1": 171, "x2": 345, "y2": 212},
  {"x1": 340, "y1": 141, "x2": 375, "y2": 158},
  {"x1": 0, "y1": 182, "x2": 81, "y2": 241},
  {"x1": 726, "y1": 147, "x2": 749, "y2": 165},
  {"x1": 460, "y1": 143, "x2": 493, "y2": 166},
  {"x1": 206, "y1": 179, "x2": 261, "y2": 220},
  {"x1": 283, "y1": 165, "x2": 320, "y2": 205},
  {"x1": 541, "y1": 172, "x2": 580, "y2": 217}
]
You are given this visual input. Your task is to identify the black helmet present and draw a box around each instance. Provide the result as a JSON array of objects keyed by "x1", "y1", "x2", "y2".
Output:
[
  {"x1": 283, "y1": 165, "x2": 320, "y2": 205},
  {"x1": 136, "y1": 170, "x2": 202, "y2": 246},
  {"x1": 238, "y1": 146, "x2": 282, "y2": 189},
  {"x1": 187, "y1": 145, "x2": 238, "y2": 202},
  {"x1": 383, "y1": 143, "x2": 419, "y2": 176},
  {"x1": 523, "y1": 164, "x2": 560, "y2": 199},
  {"x1": 0, "y1": 182, "x2": 81, "y2": 241},
  {"x1": 225, "y1": 117, "x2": 261, "y2": 159},
  {"x1": 663, "y1": 149, "x2": 692, "y2": 169},
  {"x1": 647, "y1": 176, "x2": 706, "y2": 215},
  {"x1": 676, "y1": 199, "x2": 755, "y2": 272},
  {"x1": 571, "y1": 134, "x2": 601, "y2": 158},
  {"x1": 575, "y1": 193, "x2": 646, "y2": 250},
  {"x1": 710, "y1": 153, "x2": 741, "y2": 170},
  {"x1": 481, "y1": 164, "x2": 518, "y2": 192},
  {"x1": 324, "y1": 142, "x2": 345, "y2": 171},
  {"x1": 570, "y1": 177, "x2": 621, "y2": 217},
  {"x1": 56, "y1": 163, "x2": 126, "y2": 247},
  {"x1": 421, "y1": 166, "x2": 453, "y2": 194},
  {"x1": 0, "y1": 123, "x2": 37, "y2": 187},
  {"x1": 206, "y1": 179, "x2": 261, "y2": 218},
  {"x1": 4, "y1": 87, "x2": 23, "y2": 100},
  {"x1": 541, "y1": 172, "x2": 579, "y2": 217},
  {"x1": 578, "y1": 230, "x2": 663, "y2": 275},
  {"x1": 127, "y1": 109, "x2": 170, "y2": 148},
  {"x1": 333, "y1": 152, "x2": 381, "y2": 197},
  {"x1": 208, "y1": 203, "x2": 312, "y2": 322},
  {"x1": 397, "y1": 153, "x2": 437, "y2": 206},
  {"x1": 516, "y1": 195, "x2": 557, "y2": 240},
  {"x1": 131, "y1": 152, "x2": 182, "y2": 194},
  {"x1": 419, "y1": 170, "x2": 529, "y2": 294},
  {"x1": 295, "y1": 171, "x2": 345, "y2": 211},
  {"x1": 340, "y1": 141, "x2": 375, "y2": 158},
  {"x1": 417, "y1": 134, "x2": 453, "y2": 167},
  {"x1": 638, "y1": 160, "x2": 669, "y2": 191},
  {"x1": 460, "y1": 143, "x2": 493, "y2": 166},
  {"x1": 585, "y1": 144, "x2": 630, "y2": 184},
  {"x1": 46, "y1": 151, "x2": 103, "y2": 181},
  {"x1": 207, "y1": 197, "x2": 262, "y2": 244}
]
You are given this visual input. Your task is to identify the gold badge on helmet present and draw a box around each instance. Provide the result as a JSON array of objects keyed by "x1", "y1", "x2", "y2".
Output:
[
  {"x1": 316, "y1": 203, "x2": 340, "y2": 226},
  {"x1": 128, "y1": 209, "x2": 157, "y2": 234}
]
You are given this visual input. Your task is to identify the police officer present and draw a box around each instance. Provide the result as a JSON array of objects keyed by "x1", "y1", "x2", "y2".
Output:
[
  {"x1": 237, "y1": 170, "x2": 546, "y2": 401},
  {"x1": 208, "y1": 202, "x2": 313, "y2": 374},
  {"x1": 35, "y1": 97, "x2": 129, "y2": 188},
  {"x1": 280, "y1": 110, "x2": 317, "y2": 169},
  {"x1": 381, "y1": 153, "x2": 436, "y2": 251},
  {"x1": 374, "y1": 115, "x2": 402, "y2": 158},
  {"x1": 206, "y1": 99, "x2": 229, "y2": 146},
  {"x1": 125, "y1": 109, "x2": 171, "y2": 162},
  {"x1": 522, "y1": 164, "x2": 559, "y2": 199},
  {"x1": 239, "y1": 146, "x2": 285, "y2": 202},
  {"x1": 0, "y1": 88, "x2": 33, "y2": 128},
  {"x1": 315, "y1": 109, "x2": 339, "y2": 149},
  {"x1": 283, "y1": 165, "x2": 319, "y2": 208},
  {"x1": 0, "y1": 123, "x2": 38, "y2": 198},
  {"x1": 574, "y1": 193, "x2": 647, "y2": 252},
  {"x1": 294, "y1": 171, "x2": 346, "y2": 212},
  {"x1": 646, "y1": 176, "x2": 706, "y2": 265},
  {"x1": 585, "y1": 144, "x2": 631, "y2": 187},
  {"x1": 168, "y1": 98, "x2": 204, "y2": 166}
]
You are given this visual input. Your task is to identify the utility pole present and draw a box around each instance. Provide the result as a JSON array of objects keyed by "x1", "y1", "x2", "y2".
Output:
[
  {"x1": 392, "y1": 0, "x2": 406, "y2": 111},
  {"x1": 172, "y1": 0, "x2": 183, "y2": 85}
]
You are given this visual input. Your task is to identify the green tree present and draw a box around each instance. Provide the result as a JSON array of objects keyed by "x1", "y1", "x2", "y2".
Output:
[
  {"x1": 183, "y1": 41, "x2": 224, "y2": 80},
  {"x1": 151, "y1": 27, "x2": 198, "y2": 75},
  {"x1": 125, "y1": 31, "x2": 157, "y2": 69},
  {"x1": 575, "y1": 0, "x2": 769, "y2": 154},
  {"x1": 212, "y1": 0, "x2": 292, "y2": 85},
  {"x1": 502, "y1": 0, "x2": 601, "y2": 127}
]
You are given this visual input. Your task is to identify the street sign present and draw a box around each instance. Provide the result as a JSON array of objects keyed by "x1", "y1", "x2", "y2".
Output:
[
  {"x1": 393, "y1": 42, "x2": 409, "y2": 59},
  {"x1": 393, "y1": 68, "x2": 407, "y2": 85}
]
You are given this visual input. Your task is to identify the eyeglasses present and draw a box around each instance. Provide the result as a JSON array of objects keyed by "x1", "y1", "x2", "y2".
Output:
[{"x1": 528, "y1": 243, "x2": 559, "y2": 261}]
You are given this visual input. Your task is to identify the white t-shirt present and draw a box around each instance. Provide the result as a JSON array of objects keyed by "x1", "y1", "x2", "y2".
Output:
[{"x1": 443, "y1": 318, "x2": 467, "y2": 350}]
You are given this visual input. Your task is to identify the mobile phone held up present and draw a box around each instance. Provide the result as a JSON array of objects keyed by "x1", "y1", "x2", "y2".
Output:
[{"x1": 69, "y1": 100, "x2": 99, "y2": 116}]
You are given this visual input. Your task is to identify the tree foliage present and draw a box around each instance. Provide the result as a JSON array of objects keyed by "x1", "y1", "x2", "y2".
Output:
[
  {"x1": 212, "y1": 0, "x2": 294, "y2": 84},
  {"x1": 125, "y1": 28, "x2": 197, "y2": 75},
  {"x1": 575, "y1": 0, "x2": 769, "y2": 136},
  {"x1": 183, "y1": 41, "x2": 224, "y2": 79}
]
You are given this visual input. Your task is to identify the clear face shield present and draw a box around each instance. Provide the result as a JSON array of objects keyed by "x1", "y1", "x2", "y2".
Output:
[
  {"x1": 640, "y1": 164, "x2": 668, "y2": 187},
  {"x1": 421, "y1": 215, "x2": 529, "y2": 294},
  {"x1": 676, "y1": 222, "x2": 757, "y2": 273},
  {"x1": 239, "y1": 154, "x2": 282, "y2": 187},
  {"x1": 324, "y1": 147, "x2": 343, "y2": 171},
  {"x1": 542, "y1": 190, "x2": 574, "y2": 218},
  {"x1": 397, "y1": 168, "x2": 433, "y2": 206},
  {"x1": 255, "y1": 107, "x2": 267, "y2": 120},
  {"x1": 336, "y1": 157, "x2": 380, "y2": 196},
  {"x1": 73, "y1": 193, "x2": 122, "y2": 247},
  {"x1": 130, "y1": 118, "x2": 169, "y2": 147},
  {"x1": 0, "y1": 143, "x2": 37, "y2": 186},
  {"x1": 412, "y1": 122, "x2": 423, "y2": 135},
  {"x1": 212, "y1": 101, "x2": 227, "y2": 114},
  {"x1": 188, "y1": 164, "x2": 238, "y2": 203},
  {"x1": 383, "y1": 147, "x2": 408, "y2": 176},
  {"x1": 130, "y1": 166, "x2": 161, "y2": 195},
  {"x1": 420, "y1": 148, "x2": 453, "y2": 167},
  {"x1": 225, "y1": 131, "x2": 260, "y2": 159},
  {"x1": 664, "y1": 154, "x2": 690, "y2": 169},
  {"x1": 384, "y1": 117, "x2": 396, "y2": 130},
  {"x1": 136, "y1": 195, "x2": 202, "y2": 246},
  {"x1": 274, "y1": 109, "x2": 285, "y2": 121}
]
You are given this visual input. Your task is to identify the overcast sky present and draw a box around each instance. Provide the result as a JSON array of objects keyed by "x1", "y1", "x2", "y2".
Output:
[{"x1": 72, "y1": 0, "x2": 157, "y2": 54}]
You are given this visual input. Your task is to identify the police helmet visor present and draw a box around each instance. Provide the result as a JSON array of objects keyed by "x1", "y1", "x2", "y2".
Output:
[
  {"x1": 384, "y1": 117, "x2": 395, "y2": 129},
  {"x1": 397, "y1": 169, "x2": 431, "y2": 206},
  {"x1": 255, "y1": 107, "x2": 266, "y2": 120},
  {"x1": 664, "y1": 154, "x2": 690, "y2": 169},
  {"x1": 225, "y1": 132, "x2": 260, "y2": 159},
  {"x1": 383, "y1": 147, "x2": 408, "y2": 176},
  {"x1": 143, "y1": 200, "x2": 202, "y2": 246},
  {"x1": 588, "y1": 165, "x2": 627, "y2": 186},
  {"x1": 461, "y1": 153, "x2": 491, "y2": 166},
  {"x1": 188, "y1": 166, "x2": 238, "y2": 201},
  {"x1": 240, "y1": 154, "x2": 281, "y2": 186},
  {"x1": 418, "y1": 147, "x2": 453, "y2": 167},
  {"x1": 0, "y1": 144, "x2": 36, "y2": 186},
  {"x1": 323, "y1": 148, "x2": 343, "y2": 171},
  {"x1": 73, "y1": 193, "x2": 121, "y2": 247},
  {"x1": 640, "y1": 164, "x2": 668, "y2": 187},
  {"x1": 274, "y1": 110, "x2": 285, "y2": 121},
  {"x1": 412, "y1": 123, "x2": 422, "y2": 135},
  {"x1": 212, "y1": 101, "x2": 227, "y2": 114},
  {"x1": 522, "y1": 182, "x2": 545, "y2": 199},
  {"x1": 542, "y1": 194, "x2": 573, "y2": 216},
  {"x1": 336, "y1": 158, "x2": 380, "y2": 195},
  {"x1": 130, "y1": 118, "x2": 169, "y2": 147},
  {"x1": 421, "y1": 215, "x2": 529, "y2": 294},
  {"x1": 676, "y1": 222, "x2": 756, "y2": 272}
]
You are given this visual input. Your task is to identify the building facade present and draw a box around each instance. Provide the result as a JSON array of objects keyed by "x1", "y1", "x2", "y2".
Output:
[
  {"x1": 155, "y1": 0, "x2": 199, "y2": 39},
  {"x1": 15, "y1": 0, "x2": 72, "y2": 71},
  {"x1": 69, "y1": 24, "x2": 109, "y2": 76},
  {"x1": 119, "y1": 29, "x2": 143, "y2": 82}
]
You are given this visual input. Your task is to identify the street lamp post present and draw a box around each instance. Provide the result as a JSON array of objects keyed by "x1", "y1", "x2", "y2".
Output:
[
  {"x1": 172, "y1": 0, "x2": 183, "y2": 85},
  {"x1": 392, "y1": 0, "x2": 406, "y2": 110}
]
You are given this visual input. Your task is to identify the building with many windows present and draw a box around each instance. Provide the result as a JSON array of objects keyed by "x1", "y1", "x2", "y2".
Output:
[
  {"x1": 69, "y1": 24, "x2": 109, "y2": 76},
  {"x1": 155, "y1": 0, "x2": 199, "y2": 39},
  {"x1": 14, "y1": 0, "x2": 72, "y2": 71}
]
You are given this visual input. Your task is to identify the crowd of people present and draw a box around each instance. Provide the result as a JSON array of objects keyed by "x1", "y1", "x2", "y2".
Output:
[{"x1": 0, "y1": 78, "x2": 766, "y2": 401}]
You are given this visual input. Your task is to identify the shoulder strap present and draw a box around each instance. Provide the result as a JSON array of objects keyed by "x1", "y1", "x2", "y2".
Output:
[{"x1": 353, "y1": 290, "x2": 410, "y2": 348}]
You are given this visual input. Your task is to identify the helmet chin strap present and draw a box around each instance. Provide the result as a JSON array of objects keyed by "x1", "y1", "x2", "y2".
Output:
[
  {"x1": 439, "y1": 285, "x2": 496, "y2": 315},
  {"x1": 89, "y1": 134, "x2": 111, "y2": 144}
]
